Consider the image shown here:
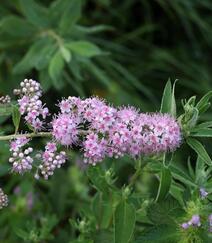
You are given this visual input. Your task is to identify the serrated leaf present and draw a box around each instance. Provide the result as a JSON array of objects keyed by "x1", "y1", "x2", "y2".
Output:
[
  {"x1": 156, "y1": 167, "x2": 172, "y2": 202},
  {"x1": 114, "y1": 201, "x2": 136, "y2": 243},
  {"x1": 66, "y1": 41, "x2": 102, "y2": 57},
  {"x1": 87, "y1": 166, "x2": 108, "y2": 192},
  {"x1": 12, "y1": 105, "x2": 21, "y2": 133},
  {"x1": 187, "y1": 137, "x2": 212, "y2": 166}
]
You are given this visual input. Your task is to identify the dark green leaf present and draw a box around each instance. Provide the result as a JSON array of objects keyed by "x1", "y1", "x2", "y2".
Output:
[
  {"x1": 87, "y1": 166, "x2": 108, "y2": 192},
  {"x1": 0, "y1": 104, "x2": 13, "y2": 116},
  {"x1": 13, "y1": 38, "x2": 53, "y2": 74},
  {"x1": 0, "y1": 15, "x2": 37, "y2": 37},
  {"x1": 156, "y1": 167, "x2": 172, "y2": 202},
  {"x1": 19, "y1": 0, "x2": 50, "y2": 28},
  {"x1": 187, "y1": 137, "x2": 212, "y2": 166},
  {"x1": 114, "y1": 201, "x2": 136, "y2": 243},
  {"x1": 135, "y1": 225, "x2": 179, "y2": 243},
  {"x1": 59, "y1": 0, "x2": 82, "y2": 33}
]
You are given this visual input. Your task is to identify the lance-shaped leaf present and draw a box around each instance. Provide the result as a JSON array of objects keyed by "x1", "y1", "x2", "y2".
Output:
[
  {"x1": 155, "y1": 167, "x2": 172, "y2": 202},
  {"x1": 114, "y1": 201, "x2": 136, "y2": 243},
  {"x1": 187, "y1": 137, "x2": 212, "y2": 166},
  {"x1": 12, "y1": 105, "x2": 21, "y2": 134}
]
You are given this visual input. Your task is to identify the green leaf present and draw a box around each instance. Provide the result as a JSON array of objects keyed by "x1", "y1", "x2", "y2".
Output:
[
  {"x1": 0, "y1": 15, "x2": 37, "y2": 37},
  {"x1": 19, "y1": 0, "x2": 50, "y2": 28},
  {"x1": 12, "y1": 105, "x2": 21, "y2": 133},
  {"x1": 59, "y1": 0, "x2": 82, "y2": 33},
  {"x1": 160, "y1": 79, "x2": 173, "y2": 115},
  {"x1": 13, "y1": 38, "x2": 53, "y2": 74},
  {"x1": 156, "y1": 167, "x2": 172, "y2": 202},
  {"x1": 60, "y1": 46, "x2": 72, "y2": 63},
  {"x1": 114, "y1": 201, "x2": 136, "y2": 243},
  {"x1": 87, "y1": 166, "x2": 108, "y2": 192},
  {"x1": 170, "y1": 165, "x2": 196, "y2": 188},
  {"x1": 196, "y1": 91, "x2": 212, "y2": 114},
  {"x1": 92, "y1": 192, "x2": 114, "y2": 229},
  {"x1": 94, "y1": 230, "x2": 113, "y2": 243},
  {"x1": 66, "y1": 41, "x2": 102, "y2": 57},
  {"x1": 187, "y1": 137, "x2": 212, "y2": 166},
  {"x1": 190, "y1": 128, "x2": 212, "y2": 137},
  {"x1": 48, "y1": 50, "x2": 65, "y2": 89},
  {"x1": 135, "y1": 225, "x2": 179, "y2": 243},
  {"x1": 0, "y1": 104, "x2": 13, "y2": 116}
]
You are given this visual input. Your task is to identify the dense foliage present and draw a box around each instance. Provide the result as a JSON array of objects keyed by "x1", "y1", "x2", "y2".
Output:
[{"x1": 0, "y1": 1, "x2": 212, "y2": 242}]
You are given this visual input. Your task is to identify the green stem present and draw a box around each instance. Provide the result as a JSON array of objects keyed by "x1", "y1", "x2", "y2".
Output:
[{"x1": 0, "y1": 132, "x2": 52, "y2": 141}]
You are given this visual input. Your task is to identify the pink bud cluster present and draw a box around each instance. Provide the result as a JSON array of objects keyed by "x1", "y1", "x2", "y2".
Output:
[
  {"x1": 35, "y1": 142, "x2": 66, "y2": 180},
  {"x1": 15, "y1": 79, "x2": 49, "y2": 130},
  {"x1": 9, "y1": 137, "x2": 33, "y2": 174},
  {"x1": 52, "y1": 96, "x2": 181, "y2": 165},
  {"x1": 0, "y1": 188, "x2": 8, "y2": 209}
]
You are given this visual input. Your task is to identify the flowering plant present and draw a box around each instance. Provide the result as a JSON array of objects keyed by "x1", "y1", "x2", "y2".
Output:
[{"x1": 0, "y1": 79, "x2": 212, "y2": 242}]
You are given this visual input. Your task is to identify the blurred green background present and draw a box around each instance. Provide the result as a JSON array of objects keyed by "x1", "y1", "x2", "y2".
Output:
[{"x1": 0, "y1": 0, "x2": 212, "y2": 242}]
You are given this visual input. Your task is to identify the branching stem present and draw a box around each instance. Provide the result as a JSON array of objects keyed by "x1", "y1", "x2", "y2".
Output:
[{"x1": 0, "y1": 132, "x2": 52, "y2": 141}]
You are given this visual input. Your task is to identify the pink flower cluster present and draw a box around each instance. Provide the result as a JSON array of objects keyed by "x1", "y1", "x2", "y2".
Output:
[
  {"x1": 0, "y1": 188, "x2": 8, "y2": 209},
  {"x1": 52, "y1": 96, "x2": 181, "y2": 165},
  {"x1": 9, "y1": 137, "x2": 33, "y2": 174},
  {"x1": 181, "y1": 215, "x2": 201, "y2": 229},
  {"x1": 15, "y1": 79, "x2": 49, "y2": 130},
  {"x1": 35, "y1": 142, "x2": 66, "y2": 180}
]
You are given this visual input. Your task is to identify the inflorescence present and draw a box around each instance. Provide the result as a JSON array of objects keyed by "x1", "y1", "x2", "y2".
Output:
[
  {"x1": 0, "y1": 188, "x2": 8, "y2": 209},
  {"x1": 1, "y1": 78, "x2": 182, "y2": 178}
]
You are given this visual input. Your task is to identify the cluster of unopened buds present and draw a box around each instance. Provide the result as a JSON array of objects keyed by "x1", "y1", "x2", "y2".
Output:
[
  {"x1": 0, "y1": 78, "x2": 182, "y2": 179},
  {"x1": 0, "y1": 95, "x2": 11, "y2": 104},
  {"x1": 14, "y1": 79, "x2": 49, "y2": 130},
  {"x1": 0, "y1": 188, "x2": 8, "y2": 209}
]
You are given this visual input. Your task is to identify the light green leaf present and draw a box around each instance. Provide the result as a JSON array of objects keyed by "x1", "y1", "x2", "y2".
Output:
[
  {"x1": 160, "y1": 79, "x2": 174, "y2": 115},
  {"x1": 12, "y1": 105, "x2": 21, "y2": 133},
  {"x1": 66, "y1": 41, "x2": 102, "y2": 57},
  {"x1": 190, "y1": 128, "x2": 212, "y2": 137},
  {"x1": 60, "y1": 46, "x2": 72, "y2": 63},
  {"x1": 156, "y1": 167, "x2": 172, "y2": 202},
  {"x1": 196, "y1": 91, "x2": 212, "y2": 114},
  {"x1": 187, "y1": 137, "x2": 212, "y2": 166},
  {"x1": 114, "y1": 201, "x2": 136, "y2": 243},
  {"x1": 48, "y1": 51, "x2": 65, "y2": 89}
]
